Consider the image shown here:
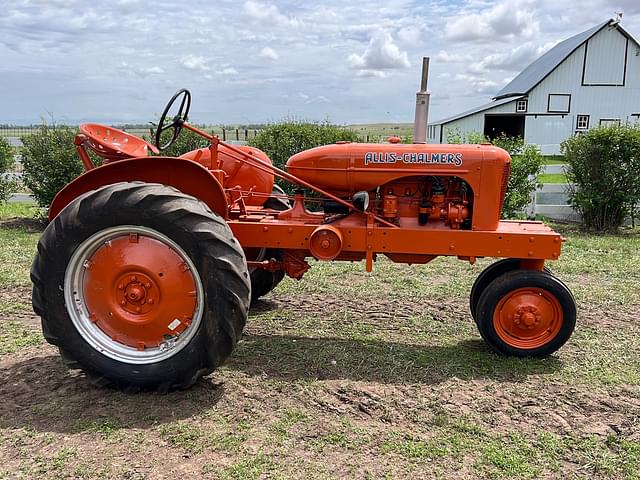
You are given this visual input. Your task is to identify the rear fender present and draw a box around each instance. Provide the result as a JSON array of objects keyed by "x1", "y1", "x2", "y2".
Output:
[{"x1": 48, "y1": 156, "x2": 227, "y2": 221}]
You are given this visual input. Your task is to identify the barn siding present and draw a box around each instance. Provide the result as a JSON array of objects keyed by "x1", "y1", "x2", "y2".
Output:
[{"x1": 430, "y1": 100, "x2": 518, "y2": 144}]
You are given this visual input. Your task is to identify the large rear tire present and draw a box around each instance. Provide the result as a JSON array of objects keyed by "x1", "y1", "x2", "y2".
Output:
[
  {"x1": 475, "y1": 270, "x2": 576, "y2": 357},
  {"x1": 31, "y1": 182, "x2": 250, "y2": 392}
]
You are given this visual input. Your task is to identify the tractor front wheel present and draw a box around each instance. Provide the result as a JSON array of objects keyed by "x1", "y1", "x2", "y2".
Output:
[
  {"x1": 31, "y1": 182, "x2": 250, "y2": 392},
  {"x1": 475, "y1": 270, "x2": 576, "y2": 357}
]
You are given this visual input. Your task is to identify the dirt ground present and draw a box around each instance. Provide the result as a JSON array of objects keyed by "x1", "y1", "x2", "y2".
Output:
[
  {"x1": 0, "y1": 212, "x2": 638, "y2": 478},
  {"x1": 2, "y1": 273, "x2": 640, "y2": 479}
]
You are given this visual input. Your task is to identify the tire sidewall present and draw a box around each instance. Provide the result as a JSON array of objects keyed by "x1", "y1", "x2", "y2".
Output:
[
  {"x1": 40, "y1": 184, "x2": 247, "y2": 389},
  {"x1": 476, "y1": 270, "x2": 576, "y2": 357}
]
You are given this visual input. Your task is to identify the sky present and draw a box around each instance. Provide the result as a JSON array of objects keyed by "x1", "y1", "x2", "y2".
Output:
[{"x1": 0, "y1": 0, "x2": 639, "y2": 126}]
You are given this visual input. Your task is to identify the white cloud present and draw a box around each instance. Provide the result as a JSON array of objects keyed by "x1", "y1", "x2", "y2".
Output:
[
  {"x1": 455, "y1": 74, "x2": 500, "y2": 95},
  {"x1": 0, "y1": 0, "x2": 638, "y2": 125},
  {"x1": 219, "y1": 66, "x2": 239, "y2": 75},
  {"x1": 347, "y1": 31, "x2": 410, "y2": 74},
  {"x1": 117, "y1": 62, "x2": 165, "y2": 78},
  {"x1": 180, "y1": 54, "x2": 210, "y2": 71},
  {"x1": 469, "y1": 41, "x2": 556, "y2": 73},
  {"x1": 243, "y1": 0, "x2": 299, "y2": 27},
  {"x1": 445, "y1": 1, "x2": 539, "y2": 42},
  {"x1": 259, "y1": 46, "x2": 279, "y2": 60}
]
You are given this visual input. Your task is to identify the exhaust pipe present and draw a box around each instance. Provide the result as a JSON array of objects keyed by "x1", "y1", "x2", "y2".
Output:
[{"x1": 413, "y1": 57, "x2": 430, "y2": 144}]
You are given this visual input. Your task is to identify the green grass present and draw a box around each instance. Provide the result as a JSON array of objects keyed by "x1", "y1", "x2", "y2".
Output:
[
  {"x1": 538, "y1": 173, "x2": 568, "y2": 183},
  {"x1": 1, "y1": 207, "x2": 640, "y2": 479},
  {"x1": 542, "y1": 155, "x2": 566, "y2": 165},
  {"x1": 378, "y1": 421, "x2": 640, "y2": 479},
  {"x1": 0, "y1": 202, "x2": 40, "y2": 220},
  {"x1": 0, "y1": 321, "x2": 43, "y2": 355}
]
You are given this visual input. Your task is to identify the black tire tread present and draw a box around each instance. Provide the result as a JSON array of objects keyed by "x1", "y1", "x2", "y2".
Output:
[
  {"x1": 31, "y1": 182, "x2": 250, "y2": 392},
  {"x1": 475, "y1": 269, "x2": 576, "y2": 358}
]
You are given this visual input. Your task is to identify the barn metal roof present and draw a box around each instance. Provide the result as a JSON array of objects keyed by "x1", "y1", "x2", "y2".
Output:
[
  {"x1": 431, "y1": 19, "x2": 640, "y2": 126},
  {"x1": 431, "y1": 96, "x2": 520, "y2": 126},
  {"x1": 494, "y1": 20, "x2": 611, "y2": 99}
]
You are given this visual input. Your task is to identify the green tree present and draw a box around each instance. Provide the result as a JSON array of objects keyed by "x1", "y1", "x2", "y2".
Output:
[
  {"x1": 248, "y1": 120, "x2": 359, "y2": 192},
  {"x1": 562, "y1": 125, "x2": 640, "y2": 231},
  {"x1": 0, "y1": 137, "x2": 16, "y2": 202},
  {"x1": 446, "y1": 129, "x2": 542, "y2": 219},
  {"x1": 21, "y1": 125, "x2": 84, "y2": 207}
]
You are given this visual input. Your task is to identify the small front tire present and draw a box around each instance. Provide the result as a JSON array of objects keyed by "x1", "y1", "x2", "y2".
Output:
[{"x1": 475, "y1": 270, "x2": 576, "y2": 357}]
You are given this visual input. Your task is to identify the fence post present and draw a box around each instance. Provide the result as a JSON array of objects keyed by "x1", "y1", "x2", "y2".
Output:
[
  {"x1": 222, "y1": 129, "x2": 226, "y2": 141},
  {"x1": 236, "y1": 129, "x2": 239, "y2": 141}
]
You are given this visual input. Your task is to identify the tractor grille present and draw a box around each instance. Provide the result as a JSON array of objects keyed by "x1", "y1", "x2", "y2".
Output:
[{"x1": 498, "y1": 162, "x2": 510, "y2": 215}]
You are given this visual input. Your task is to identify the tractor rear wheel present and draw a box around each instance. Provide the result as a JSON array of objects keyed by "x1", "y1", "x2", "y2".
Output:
[
  {"x1": 31, "y1": 182, "x2": 250, "y2": 392},
  {"x1": 475, "y1": 270, "x2": 576, "y2": 357},
  {"x1": 469, "y1": 259, "x2": 551, "y2": 320}
]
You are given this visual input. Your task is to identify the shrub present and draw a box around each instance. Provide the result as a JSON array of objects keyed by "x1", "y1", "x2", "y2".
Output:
[
  {"x1": 493, "y1": 136, "x2": 543, "y2": 219},
  {"x1": 446, "y1": 130, "x2": 543, "y2": 218},
  {"x1": 562, "y1": 125, "x2": 640, "y2": 231},
  {"x1": 0, "y1": 137, "x2": 16, "y2": 202},
  {"x1": 21, "y1": 125, "x2": 84, "y2": 207},
  {"x1": 248, "y1": 121, "x2": 359, "y2": 192}
]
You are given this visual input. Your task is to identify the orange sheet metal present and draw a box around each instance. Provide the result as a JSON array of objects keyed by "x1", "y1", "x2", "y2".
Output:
[{"x1": 228, "y1": 217, "x2": 563, "y2": 262}]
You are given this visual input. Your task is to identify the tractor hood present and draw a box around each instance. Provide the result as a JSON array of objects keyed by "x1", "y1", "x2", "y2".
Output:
[{"x1": 286, "y1": 142, "x2": 509, "y2": 195}]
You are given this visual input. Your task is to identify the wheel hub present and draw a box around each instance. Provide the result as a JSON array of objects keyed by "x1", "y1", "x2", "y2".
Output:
[
  {"x1": 494, "y1": 287, "x2": 563, "y2": 349},
  {"x1": 512, "y1": 305, "x2": 541, "y2": 329},
  {"x1": 65, "y1": 227, "x2": 203, "y2": 362},
  {"x1": 116, "y1": 273, "x2": 156, "y2": 315}
]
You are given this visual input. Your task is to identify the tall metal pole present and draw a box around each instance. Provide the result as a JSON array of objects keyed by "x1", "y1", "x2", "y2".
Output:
[{"x1": 413, "y1": 57, "x2": 430, "y2": 144}]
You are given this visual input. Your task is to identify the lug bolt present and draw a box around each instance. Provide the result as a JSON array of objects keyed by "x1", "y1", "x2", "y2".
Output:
[
  {"x1": 145, "y1": 282, "x2": 151, "y2": 288},
  {"x1": 120, "y1": 300, "x2": 126, "y2": 306},
  {"x1": 118, "y1": 283, "x2": 124, "y2": 290},
  {"x1": 147, "y1": 298, "x2": 154, "y2": 305},
  {"x1": 135, "y1": 307, "x2": 141, "y2": 313}
]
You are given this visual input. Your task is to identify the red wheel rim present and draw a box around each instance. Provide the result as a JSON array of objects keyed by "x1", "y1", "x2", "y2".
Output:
[
  {"x1": 65, "y1": 226, "x2": 203, "y2": 364},
  {"x1": 493, "y1": 287, "x2": 563, "y2": 349},
  {"x1": 82, "y1": 234, "x2": 197, "y2": 349}
]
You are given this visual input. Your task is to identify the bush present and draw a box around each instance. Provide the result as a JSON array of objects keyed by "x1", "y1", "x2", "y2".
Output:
[
  {"x1": 493, "y1": 136, "x2": 543, "y2": 219},
  {"x1": 0, "y1": 137, "x2": 16, "y2": 202},
  {"x1": 248, "y1": 121, "x2": 359, "y2": 192},
  {"x1": 446, "y1": 129, "x2": 543, "y2": 218},
  {"x1": 21, "y1": 125, "x2": 84, "y2": 207},
  {"x1": 562, "y1": 125, "x2": 640, "y2": 231}
]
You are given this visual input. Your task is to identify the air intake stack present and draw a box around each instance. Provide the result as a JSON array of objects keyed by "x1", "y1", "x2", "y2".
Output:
[{"x1": 413, "y1": 57, "x2": 430, "y2": 144}]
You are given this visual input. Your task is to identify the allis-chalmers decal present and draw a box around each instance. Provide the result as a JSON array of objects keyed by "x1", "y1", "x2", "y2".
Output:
[{"x1": 364, "y1": 152, "x2": 463, "y2": 167}]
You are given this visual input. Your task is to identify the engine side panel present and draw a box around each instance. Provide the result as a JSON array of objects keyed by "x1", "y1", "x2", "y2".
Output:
[{"x1": 287, "y1": 143, "x2": 510, "y2": 231}]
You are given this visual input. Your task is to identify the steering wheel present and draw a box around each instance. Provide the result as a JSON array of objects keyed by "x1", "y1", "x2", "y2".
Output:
[{"x1": 155, "y1": 88, "x2": 191, "y2": 151}]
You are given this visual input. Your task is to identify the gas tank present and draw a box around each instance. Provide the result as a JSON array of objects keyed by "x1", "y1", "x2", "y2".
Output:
[
  {"x1": 286, "y1": 142, "x2": 508, "y2": 195},
  {"x1": 181, "y1": 145, "x2": 274, "y2": 206}
]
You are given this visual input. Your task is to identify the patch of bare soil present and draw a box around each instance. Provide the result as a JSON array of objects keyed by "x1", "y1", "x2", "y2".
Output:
[
  {"x1": 2, "y1": 288, "x2": 640, "y2": 478},
  {"x1": 0, "y1": 217, "x2": 46, "y2": 233},
  {"x1": 253, "y1": 291, "x2": 469, "y2": 323},
  {"x1": 0, "y1": 286, "x2": 39, "y2": 328}
]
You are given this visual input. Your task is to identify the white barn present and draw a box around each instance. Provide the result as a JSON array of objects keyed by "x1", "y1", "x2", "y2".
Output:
[{"x1": 428, "y1": 19, "x2": 640, "y2": 154}]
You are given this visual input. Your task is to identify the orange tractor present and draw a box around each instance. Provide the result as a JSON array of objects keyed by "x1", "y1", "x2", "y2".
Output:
[{"x1": 31, "y1": 62, "x2": 576, "y2": 391}]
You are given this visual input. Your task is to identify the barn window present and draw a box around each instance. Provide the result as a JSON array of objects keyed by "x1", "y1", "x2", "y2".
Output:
[
  {"x1": 599, "y1": 118, "x2": 621, "y2": 127},
  {"x1": 516, "y1": 99, "x2": 528, "y2": 113},
  {"x1": 576, "y1": 115, "x2": 589, "y2": 130},
  {"x1": 548, "y1": 94, "x2": 571, "y2": 113}
]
